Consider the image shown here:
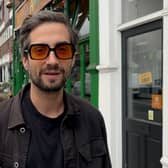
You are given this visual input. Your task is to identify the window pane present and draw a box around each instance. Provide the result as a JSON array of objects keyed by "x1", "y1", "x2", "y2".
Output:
[
  {"x1": 127, "y1": 29, "x2": 162, "y2": 123},
  {"x1": 122, "y1": 0, "x2": 163, "y2": 23}
]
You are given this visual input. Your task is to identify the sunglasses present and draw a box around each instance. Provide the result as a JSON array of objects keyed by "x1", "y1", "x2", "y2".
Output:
[{"x1": 24, "y1": 42, "x2": 75, "y2": 60}]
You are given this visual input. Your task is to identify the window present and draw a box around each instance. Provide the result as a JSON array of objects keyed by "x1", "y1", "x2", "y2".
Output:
[{"x1": 122, "y1": 0, "x2": 163, "y2": 23}]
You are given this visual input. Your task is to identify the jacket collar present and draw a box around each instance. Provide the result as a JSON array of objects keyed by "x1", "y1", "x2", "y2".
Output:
[{"x1": 8, "y1": 84, "x2": 80, "y2": 129}]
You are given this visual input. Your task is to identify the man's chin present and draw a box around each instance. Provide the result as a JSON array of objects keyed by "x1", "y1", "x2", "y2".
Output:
[
  {"x1": 31, "y1": 77, "x2": 66, "y2": 92},
  {"x1": 40, "y1": 83, "x2": 64, "y2": 92},
  {"x1": 40, "y1": 86, "x2": 63, "y2": 92}
]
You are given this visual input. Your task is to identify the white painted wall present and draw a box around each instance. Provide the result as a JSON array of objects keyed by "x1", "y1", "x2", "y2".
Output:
[{"x1": 98, "y1": 0, "x2": 122, "y2": 168}]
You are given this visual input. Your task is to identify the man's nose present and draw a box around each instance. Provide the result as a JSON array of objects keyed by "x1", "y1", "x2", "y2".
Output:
[{"x1": 46, "y1": 50, "x2": 59, "y2": 64}]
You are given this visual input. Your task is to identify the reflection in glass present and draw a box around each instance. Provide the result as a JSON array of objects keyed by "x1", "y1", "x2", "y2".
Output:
[
  {"x1": 122, "y1": 0, "x2": 163, "y2": 23},
  {"x1": 127, "y1": 29, "x2": 162, "y2": 123}
]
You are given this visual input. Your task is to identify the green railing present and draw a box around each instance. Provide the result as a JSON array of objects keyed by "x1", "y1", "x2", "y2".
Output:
[{"x1": 79, "y1": 36, "x2": 89, "y2": 98}]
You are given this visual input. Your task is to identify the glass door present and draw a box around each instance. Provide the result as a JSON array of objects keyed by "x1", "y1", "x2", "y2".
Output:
[{"x1": 122, "y1": 20, "x2": 162, "y2": 168}]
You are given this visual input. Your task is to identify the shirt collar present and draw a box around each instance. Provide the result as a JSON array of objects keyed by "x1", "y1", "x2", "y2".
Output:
[{"x1": 8, "y1": 84, "x2": 80, "y2": 129}]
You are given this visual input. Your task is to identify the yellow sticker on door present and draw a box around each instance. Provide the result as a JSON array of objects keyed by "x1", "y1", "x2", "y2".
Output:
[{"x1": 148, "y1": 110, "x2": 154, "y2": 121}]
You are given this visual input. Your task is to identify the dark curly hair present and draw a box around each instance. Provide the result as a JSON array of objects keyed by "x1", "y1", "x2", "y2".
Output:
[{"x1": 19, "y1": 10, "x2": 78, "y2": 57}]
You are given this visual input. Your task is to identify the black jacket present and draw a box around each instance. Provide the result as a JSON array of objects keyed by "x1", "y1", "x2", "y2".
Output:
[{"x1": 0, "y1": 84, "x2": 112, "y2": 168}]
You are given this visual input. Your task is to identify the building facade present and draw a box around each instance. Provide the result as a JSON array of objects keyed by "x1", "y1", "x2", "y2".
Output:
[
  {"x1": 0, "y1": 0, "x2": 13, "y2": 94},
  {"x1": 99, "y1": 0, "x2": 167, "y2": 168}
]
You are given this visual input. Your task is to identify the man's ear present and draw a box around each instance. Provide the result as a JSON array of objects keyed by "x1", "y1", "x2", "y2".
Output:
[
  {"x1": 72, "y1": 55, "x2": 76, "y2": 67},
  {"x1": 22, "y1": 56, "x2": 29, "y2": 71}
]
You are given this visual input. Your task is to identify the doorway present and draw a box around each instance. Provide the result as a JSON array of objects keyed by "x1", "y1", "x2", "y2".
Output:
[{"x1": 122, "y1": 20, "x2": 162, "y2": 168}]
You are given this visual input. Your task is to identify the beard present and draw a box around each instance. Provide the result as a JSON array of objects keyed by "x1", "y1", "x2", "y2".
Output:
[{"x1": 29, "y1": 64, "x2": 67, "y2": 92}]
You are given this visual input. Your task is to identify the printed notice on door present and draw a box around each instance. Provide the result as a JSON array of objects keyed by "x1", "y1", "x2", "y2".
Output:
[{"x1": 138, "y1": 72, "x2": 152, "y2": 85}]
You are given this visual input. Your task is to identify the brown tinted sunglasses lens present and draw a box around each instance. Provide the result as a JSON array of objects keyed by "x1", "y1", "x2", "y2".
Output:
[
  {"x1": 31, "y1": 45, "x2": 49, "y2": 59},
  {"x1": 56, "y1": 44, "x2": 73, "y2": 59}
]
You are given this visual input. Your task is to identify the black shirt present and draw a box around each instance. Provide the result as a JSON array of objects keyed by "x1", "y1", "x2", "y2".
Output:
[{"x1": 22, "y1": 91, "x2": 65, "y2": 168}]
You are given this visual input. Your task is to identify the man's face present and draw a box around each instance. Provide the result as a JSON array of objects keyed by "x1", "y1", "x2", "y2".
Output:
[{"x1": 22, "y1": 22, "x2": 75, "y2": 92}]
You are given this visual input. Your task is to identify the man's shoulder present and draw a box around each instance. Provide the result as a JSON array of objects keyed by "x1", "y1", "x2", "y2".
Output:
[
  {"x1": 67, "y1": 93, "x2": 103, "y2": 123},
  {"x1": 0, "y1": 98, "x2": 13, "y2": 118},
  {"x1": 69, "y1": 94, "x2": 99, "y2": 113},
  {"x1": 0, "y1": 98, "x2": 12, "y2": 109}
]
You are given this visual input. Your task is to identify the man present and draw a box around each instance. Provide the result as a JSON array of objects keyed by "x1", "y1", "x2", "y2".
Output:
[{"x1": 0, "y1": 10, "x2": 112, "y2": 168}]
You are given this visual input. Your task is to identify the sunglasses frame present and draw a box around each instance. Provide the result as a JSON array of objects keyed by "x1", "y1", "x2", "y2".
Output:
[{"x1": 24, "y1": 42, "x2": 75, "y2": 60}]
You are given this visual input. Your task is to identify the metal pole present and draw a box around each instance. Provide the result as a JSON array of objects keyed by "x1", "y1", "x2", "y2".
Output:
[{"x1": 88, "y1": 0, "x2": 99, "y2": 107}]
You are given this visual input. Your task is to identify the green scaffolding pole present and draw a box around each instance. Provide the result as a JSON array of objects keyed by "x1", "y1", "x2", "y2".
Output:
[
  {"x1": 64, "y1": 0, "x2": 80, "y2": 92},
  {"x1": 79, "y1": 41, "x2": 86, "y2": 98},
  {"x1": 88, "y1": 0, "x2": 99, "y2": 107}
]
